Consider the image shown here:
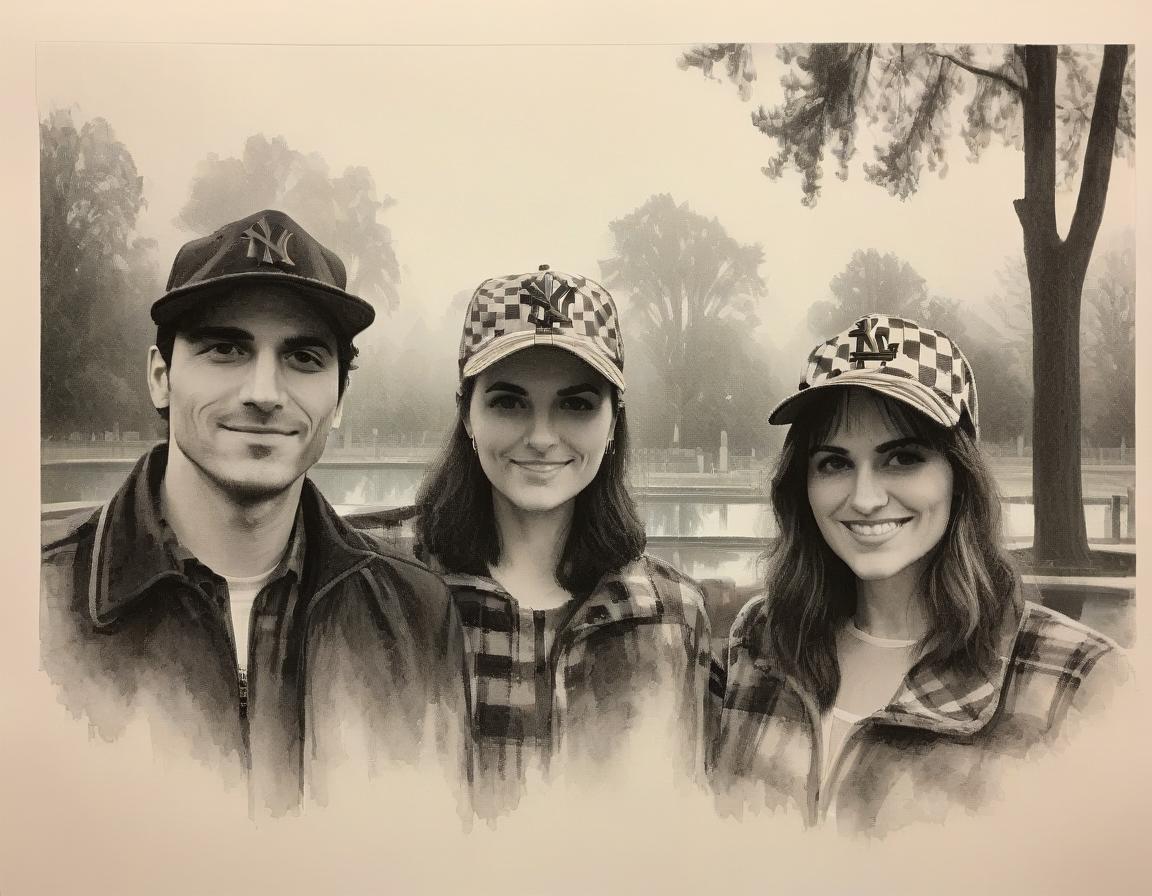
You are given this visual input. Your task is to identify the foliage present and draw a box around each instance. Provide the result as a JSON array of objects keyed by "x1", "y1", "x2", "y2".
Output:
[
  {"x1": 982, "y1": 239, "x2": 1135, "y2": 448},
  {"x1": 680, "y1": 41, "x2": 1135, "y2": 565},
  {"x1": 41, "y1": 110, "x2": 162, "y2": 438},
  {"x1": 679, "y1": 43, "x2": 1135, "y2": 205},
  {"x1": 177, "y1": 134, "x2": 401, "y2": 312},
  {"x1": 1081, "y1": 245, "x2": 1135, "y2": 447},
  {"x1": 599, "y1": 194, "x2": 772, "y2": 449},
  {"x1": 809, "y1": 248, "x2": 927, "y2": 335}
]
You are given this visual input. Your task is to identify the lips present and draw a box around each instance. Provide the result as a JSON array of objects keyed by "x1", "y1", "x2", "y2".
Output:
[
  {"x1": 221, "y1": 424, "x2": 298, "y2": 437},
  {"x1": 511, "y1": 460, "x2": 572, "y2": 471},
  {"x1": 841, "y1": 518, "x2": 911, "y2": 539}
]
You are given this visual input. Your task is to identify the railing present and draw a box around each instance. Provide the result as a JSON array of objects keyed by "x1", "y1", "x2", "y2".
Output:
[
  {"x1": 981, "y1": 441, "x2": 1136, "y2": 465},
  {"x1": 1001, "y1": 491, "x2": 1137, "y2": 544},
  {"x1": 41, "y1": 436, "x2": 1138, "y2": 467}
]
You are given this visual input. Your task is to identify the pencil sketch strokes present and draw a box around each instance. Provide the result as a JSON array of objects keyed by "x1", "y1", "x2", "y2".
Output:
[{"x1": 38, "y1": 41, "x2": 1135, "y2": 835}]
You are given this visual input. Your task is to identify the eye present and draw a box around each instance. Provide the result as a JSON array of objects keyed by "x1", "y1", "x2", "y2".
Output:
[
  {"x1": 885, "y1": 449, "x2": 927, "y2": 468},
  {"x1": 559, "y1": 395, "x2": 597, "y2": 412},
  {"x1": 286, "y1": 349, "x2": 327, "y2": 371},
  {"x1": 488, "y1": 393, "x2": 527, "y2": 411},
  {"x1": 203, "y1": 342, "x2": 246, "y2": 361},
  {"x1": 812, "y1": 453, "x2": 851, "y2": 475}
]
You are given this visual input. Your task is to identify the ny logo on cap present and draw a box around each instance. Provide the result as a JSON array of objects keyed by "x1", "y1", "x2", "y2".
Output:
[
  {"x1": 241, "y1": 217, "x2": 295, "y2": 267},
  {"x1": 521, "y1": 266, "x2": 574, "y2": 329},
  {"x1": 848, "y1": 317, "x2": 899, "y2": 367}
]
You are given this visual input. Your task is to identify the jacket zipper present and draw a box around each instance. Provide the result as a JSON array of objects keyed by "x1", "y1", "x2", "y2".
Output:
[
  {"x1": 187, "y1": 581, "x2": 252, "y2": 761},
  {"x1": 295, "y1": 559, "x2": 375, "y2": 796},
  {"x1": 816, "y1": 718, "x2": 872, "y2": 825},
  {"x1": 793, "y1": 684, "x2": 825, "y2": 827}
]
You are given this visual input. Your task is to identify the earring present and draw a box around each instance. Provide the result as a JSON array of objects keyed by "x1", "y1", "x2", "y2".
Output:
[
  {"x1": 471, "y1": 435, "x2": 478, "y2": 454},
  {"x1": 605, "y1": 439, "x2": 615, "y2": 456}
]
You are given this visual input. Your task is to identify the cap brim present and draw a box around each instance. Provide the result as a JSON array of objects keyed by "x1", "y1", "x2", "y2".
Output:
[
  {"x1": 768, "y1": 371, "x2": 960, "y2": 430},
  {"x1": 150, "y1": 271, "x2": 376, "y2": 339},
  {"x1": 461, "y1": 330, "x2": 626, "y2": 391}
]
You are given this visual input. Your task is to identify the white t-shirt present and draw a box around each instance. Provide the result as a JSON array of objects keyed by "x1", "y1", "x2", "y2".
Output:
[
  {"x1": 820, "y1": 621, "x2": 920, "y2": 786},
  {"x1": 222, "y1": 566, "x2": 278, "y2": 673}
]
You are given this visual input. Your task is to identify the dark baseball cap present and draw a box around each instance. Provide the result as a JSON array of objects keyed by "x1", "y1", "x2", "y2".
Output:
[{"x1": 150, "y1": 209, "x2": 376, "y2": 338}]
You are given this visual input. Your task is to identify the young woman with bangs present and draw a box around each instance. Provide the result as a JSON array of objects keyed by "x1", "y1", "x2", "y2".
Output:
[
  {"x1": 353, "y1": 266, "x2": 715, "y2": 817},
  {"x1": 711, "y1": 313, "x2": 1126, "y2": 835}
]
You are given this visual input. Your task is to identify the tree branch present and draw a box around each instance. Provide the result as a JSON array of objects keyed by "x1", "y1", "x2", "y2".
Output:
[
  {"x1": 1067, "y1": 45, "x2": 1129, "y2": 260},
  {"x1": 929, "y1": 51, "x2": 1024, "y2": 93},
  {"x1": 1015, "y1": 46, "x2": 1059, "y2": 243}
]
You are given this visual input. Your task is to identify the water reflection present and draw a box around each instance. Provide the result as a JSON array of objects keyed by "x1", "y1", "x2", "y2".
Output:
[
  {"x1": 41, "y1": 460, "x2": 1135, "y2": 648},
  {"x1": 642, "y1": 502, "x2": 773, "y2": 538},
  {"x1": 307, "y1": 466, "x2": 424, "y2": 507}
]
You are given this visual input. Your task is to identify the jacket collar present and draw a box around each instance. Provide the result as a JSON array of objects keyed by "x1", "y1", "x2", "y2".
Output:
[
  {"x1": 440, "y1": 555, "x2": 666, "y2": 640},
  {"x1": 748, "y1": 600, "x2": 1025, "y2": 738},
  {"x1": 88, "y1": 444, "x2": 374, "y2": 626},
  {"x1": 875, "y1": 602, "x2": 1027, "y2": 736}
]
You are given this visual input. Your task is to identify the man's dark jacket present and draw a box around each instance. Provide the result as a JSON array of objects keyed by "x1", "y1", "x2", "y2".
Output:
[{"x1": 40, "y1": 446, "x2": 472, "y2": 813}]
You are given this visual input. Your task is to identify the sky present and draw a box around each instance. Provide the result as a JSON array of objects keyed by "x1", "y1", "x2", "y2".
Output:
[{"x1": 35, "y1": 41, "x2": 1138, "y2": 366}]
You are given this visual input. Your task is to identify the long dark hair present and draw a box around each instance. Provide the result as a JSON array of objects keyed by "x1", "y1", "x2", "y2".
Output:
[
  {"x1": 762, "y1": 387, "x2": 1020, "y2": 709},
  {"x1": 414, "y1": 377, "x2": 646, "y2": 594}
]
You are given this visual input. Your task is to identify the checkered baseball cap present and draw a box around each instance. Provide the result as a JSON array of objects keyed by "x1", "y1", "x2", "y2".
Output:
[
  {"x1": 458, "y1": 265, "x2": 625, "y2": 391},
  {"x1": 769, "y1": 313, "x2": 979, "y2": 436},
  {"x1": 151, "y1": 209, "x2": 375, "y2": 339}
]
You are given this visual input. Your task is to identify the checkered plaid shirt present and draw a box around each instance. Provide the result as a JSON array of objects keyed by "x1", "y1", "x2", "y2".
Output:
[
  {"x1": 712, "y1": 598, "x2": 1122, "y2": 835},
  {"x1": 341, "y1": 509, "x2": 716, "y2": 812},
  {"x1": 450, "y1": 555, "x2": 717, "y2": 813}
]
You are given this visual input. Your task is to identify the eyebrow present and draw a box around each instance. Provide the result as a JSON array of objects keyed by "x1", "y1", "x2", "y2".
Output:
[
  {"x1": 877, "y1": 437, "x2": 931, "y2": 453},
  {"x1": 282, "y1": 335, "x2": 336, "y2": 356},
  {"x1": 186, "y1": 326, "x2": 251, "y2": 343},
  {"x1": 557, "y1": 383, "x2": 602, "y2": 397},
  {"x1": 485, "y1": 381, "x2": 602, "y2": 397},
  {"x1": 184, "y1": 327, "x2": 334, "y2": 355},
  {"x1": 486, "y1": 381, "x2": 527, "y2": 395},
  {"x1": 809, "y1": 436, "x2": 930, "y2": 457}
]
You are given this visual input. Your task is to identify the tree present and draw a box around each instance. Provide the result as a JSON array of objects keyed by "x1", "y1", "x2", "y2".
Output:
[
  {"x1": 177, "y1": 134, "x2": 401, "y2": 312},
  {"x1": 599, "y1": 194, "x2": 770, "y2": 449},
  {"x1": 681, "y1": 43, "x2": 1135, "y2": 569},
  {"x1": 41, "y1": 110, "x2": 162, "y2": 437},
  {"x1": 177, "y1": 134, "x2": 406, "y2": 437},
  {"x1": 984, "y1": 239, "x2": 1135, "y2": 451},
  {"x1": 811, "y1": 248, "x2": 928, "y2": 335}
]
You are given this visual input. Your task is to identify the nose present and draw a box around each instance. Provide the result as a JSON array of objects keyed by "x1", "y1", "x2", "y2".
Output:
[
  {"x1": 524, "y1": 408, "x2": 560, "y2": 453},
  {"x1": 238, "y1": 350, "x2": 285, "y2": 414},
  {"x1": 848, "y1": 466, "x2": 889, "y2": 516}
]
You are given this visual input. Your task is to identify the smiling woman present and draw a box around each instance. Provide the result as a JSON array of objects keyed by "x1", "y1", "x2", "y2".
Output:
[
  {"x1": 349, "y1": 266, "x2": 716, "y2": 816},
  {"x1": 711, "y1": 313, "x2": 1128, "y2": 836}
]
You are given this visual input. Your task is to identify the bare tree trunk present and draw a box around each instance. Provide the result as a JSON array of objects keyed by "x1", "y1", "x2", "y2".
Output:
[{"x1": 1015, "y1": 44, "x2": 1128, "y2": 570}]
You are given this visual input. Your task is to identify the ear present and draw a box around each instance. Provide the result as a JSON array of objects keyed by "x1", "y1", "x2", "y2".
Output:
[
  {"x1": 147, "y1": 346, "x2": 170, "y2": 411},
  {"x1": 331, "y1": 392, "x2": 346, "y2": 430},
  {"x1": 458, "y1": 391, "x2": 474, "y2": 439}
]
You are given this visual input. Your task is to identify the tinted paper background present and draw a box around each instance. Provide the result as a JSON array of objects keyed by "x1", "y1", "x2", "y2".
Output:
[{"x1": 3, "y1": 2, "x2": 1149, "y2": 892}]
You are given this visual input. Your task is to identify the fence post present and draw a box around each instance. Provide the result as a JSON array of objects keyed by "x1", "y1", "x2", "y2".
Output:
[
  {"x1": 1128, "y1": 486, "x2": 1136, "y2": 540},
  {"x1": 1111, "y1": 495, "x2": 1123, "y2": 542}
]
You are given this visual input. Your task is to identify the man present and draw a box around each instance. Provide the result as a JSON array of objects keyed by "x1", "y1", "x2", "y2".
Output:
[{"x1": 41, "y1": 210, "x2": 471, "y2": 813}]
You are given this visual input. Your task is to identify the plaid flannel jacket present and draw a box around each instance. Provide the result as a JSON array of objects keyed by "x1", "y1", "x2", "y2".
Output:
[
  {"x1": 41, "y1": 450, "x2": 473, "y2": 815},
  {"x1": 344, "y1": 508, "x2": 717, "y2": 812},
  {"x1": 712, "y1": 597, "x2": 1121, "y2": 835}
]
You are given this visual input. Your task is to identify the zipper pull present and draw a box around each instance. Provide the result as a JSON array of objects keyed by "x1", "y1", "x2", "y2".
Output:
[{"x1": 238, "y1": 667, "x2": 249, "y2": 720}]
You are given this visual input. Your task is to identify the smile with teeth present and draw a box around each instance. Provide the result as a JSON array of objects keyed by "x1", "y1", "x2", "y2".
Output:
[
  {"x1": 512, "y1": 460, "x2": 571, "y2": 470},
  {"x1": 843, "y1": 518, "x2": 911, "y2": 536}
]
